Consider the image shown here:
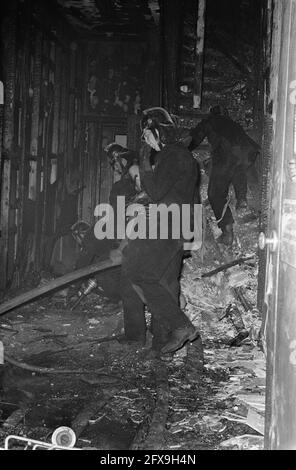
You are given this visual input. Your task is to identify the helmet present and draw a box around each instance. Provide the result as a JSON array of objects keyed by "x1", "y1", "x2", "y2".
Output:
[
  {"x1": 140, "y1": 107, "x2": 181, "y2": 148},
  {"x1": 71, "y1": 220, "x2": 90, "y2": 245},
  {"x1": 140, "y1": 107, "x2": 176, "y2": 131},
  {"x1": 105, "y1": 143, "x2": 138, "y2": 171}
]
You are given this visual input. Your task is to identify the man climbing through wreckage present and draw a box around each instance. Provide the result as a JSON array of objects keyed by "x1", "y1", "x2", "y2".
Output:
[
  {"x1": 116, "y1": 107, "x2": 201, "y2": 357},
  {"x1": 188, "y1": 105, "x2": 260, "y2": 246}
]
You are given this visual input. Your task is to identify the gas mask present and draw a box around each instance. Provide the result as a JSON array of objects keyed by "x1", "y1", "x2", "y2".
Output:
[
  {"x1": 140, "y1": 107, "x2": 178, "y2": 150},
  {"x1": 71, "y1": 221, "x2": 90, "y2": 246},
  {"x1": 142, "y1": 128, "x2": 161, "y2": 152},
  {"x1": 112, "y1": 155, "x2": 127, "y2": 175},
  {"x1": 105, "y1": 143, "x2": 137, "y2": 176}
]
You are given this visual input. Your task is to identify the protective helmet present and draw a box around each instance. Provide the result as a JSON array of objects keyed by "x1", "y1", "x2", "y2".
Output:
[
  {"x1": 140, "y1": 107, "x2": 176, "y2": 131},
  {"x1": 140, "y1": 107, "x2": 182, "y2": 148},
  {"x1": 105, "y1": 143, "x2": 138, "y2": 169},
  {"x1": 71, "y1": 220, "x2": 90, "y2": 245}
]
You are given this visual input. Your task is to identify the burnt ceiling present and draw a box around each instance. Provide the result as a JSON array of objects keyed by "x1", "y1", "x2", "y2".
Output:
[{"x1": 56, "y1": 0, "x2": 160, "y2": 37}]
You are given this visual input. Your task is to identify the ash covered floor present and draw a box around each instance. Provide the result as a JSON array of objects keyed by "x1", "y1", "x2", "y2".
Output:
[{"x1": 0, "y1": 175, "x2": 265, "y2": 451}]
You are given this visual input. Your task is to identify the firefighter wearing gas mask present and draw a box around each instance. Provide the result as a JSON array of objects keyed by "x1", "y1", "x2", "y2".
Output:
[
  {"x1": 119, "y1": 107, "x2": 200, "y2": 356},
  {"x1": 74, "y1": 144, "x2": 140, "y2": 301}
]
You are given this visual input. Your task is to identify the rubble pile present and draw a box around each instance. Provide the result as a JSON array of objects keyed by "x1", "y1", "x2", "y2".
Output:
[{"x1": 0, "y1": 175, "x2": 265, "y2": 450}]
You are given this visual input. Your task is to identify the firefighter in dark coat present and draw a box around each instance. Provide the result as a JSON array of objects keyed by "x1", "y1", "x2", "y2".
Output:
[
  {"x1": 119, "y1": 107, "x2": 200, "y2": 355},
  {"x1": 188, "y1": 105, "x2": 260, "y2": 245},
  {"x1": 74, "y1": 144, "x2": 139, "y2": 301}
]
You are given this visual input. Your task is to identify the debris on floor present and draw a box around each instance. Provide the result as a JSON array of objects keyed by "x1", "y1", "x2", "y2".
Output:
[
  {"x1": 219, "y1": 434, "x2": 264, "y2": 450},
  {"x1": 0, "y1": 179, "x2": 265, "y2": 450}
]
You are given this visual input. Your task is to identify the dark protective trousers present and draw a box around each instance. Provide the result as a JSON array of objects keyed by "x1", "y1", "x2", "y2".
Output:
[
  {"x1": 208, "y1": 153, "x2": 248, "y2": 229},
  {"x1": 120, "y1": 238, "x2": 191, "y2": 350}
]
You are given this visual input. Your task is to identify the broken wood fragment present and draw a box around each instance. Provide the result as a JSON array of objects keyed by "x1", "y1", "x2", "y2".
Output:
[
  {"x1": 232, "y1": 286, "x2": 253, "y2": 312},
  {"x1": 221, "y1": 303, "x2": 249, "y2": 347},
  {"x1": 71, "y1": 397, "x2": 109, "y2": 440},
  {"x1": 228, "y1": 330, "x2": 249, "y2": 347},
  {"x1": 0, "y1": 258, "x2": 121, "y2": 316},
  {"x1": 246, "y1": 408, "x2": 264, "y2": 435},
  {"x1": 222, "y1": 304, "x2": 246, "y2": 331},
  {"x1": 3, "y1": 408, "x2": 27, "y2": 428},
  {"x1": 195, "y1": 255, "x2": 255, "y2": 279},
  {"x1": 4, "y1": 353, "x2": 108, "y2": 376},
  {"x1": 193, "y1": 0, "x2": 206, "y2": 109}
]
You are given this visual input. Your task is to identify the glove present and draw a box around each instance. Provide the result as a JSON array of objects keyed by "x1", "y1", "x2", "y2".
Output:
[
  {"x1": 109, "y1": 248, "x2": 122, "y2": 263},
  {"x1": 109, "y1": 238, "x2": 128, "y2": 263},
  {"x1": 128, "y1": 164, "x2": 141, "y2": 190}
]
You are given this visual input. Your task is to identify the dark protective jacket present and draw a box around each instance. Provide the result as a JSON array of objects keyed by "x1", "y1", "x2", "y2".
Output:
[
  {"x1": 77, "y1": 176, "x2": 137, "y2": 267},
  {"x1": 121, "y1": 143, "x2": 199, "y2": 343},
  {"x1": 74, "y1": 177, "x2": 138, "y2": 301},
  {"x1": 109, "y1": 176, "x2": 138, "y2": 209},
  {"x1": 140, "y1": 143, "x2": 199, "y2": 207},
  {"x1": 189, "y1": 114, "x2": 260, "y2": 168}
]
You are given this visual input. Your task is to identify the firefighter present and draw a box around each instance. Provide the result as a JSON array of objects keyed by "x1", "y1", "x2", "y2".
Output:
[
  {"x1": 74, "y1": 144, "x2": 139, "y2": 301},
  {"x1": 118, "y1": 107, "x2": 200, "y2": 355},
  {"x1": 188, "y1": 105, "x2": 260, "y2": 245}
]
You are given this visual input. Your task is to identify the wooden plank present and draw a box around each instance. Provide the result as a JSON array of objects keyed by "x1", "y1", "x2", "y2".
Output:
[
  {"x1": 193, "y1": 0, "x2": 206, "y2": 109},
  {"x1": 66, "y1": 44, "x2": 77, "y2": 169},
  {"x1": 7, "y1": 162, "x2": 18, "y2": 282},
  {"x1": 58, "y1": 51, "x2": 69, "y2": 160},
  {"x1": 237, "y1": 393, "x2": 266, "y2": 413},
  {"x1": 3, "y1": 408, "x2": 27, "y2": 428},
  {"x1": 246, "y1": 408, "x2": 265, "y2": 435},
  {"x1": 30, "y1": 33, "x2": 42, "y2": 158},
  {"x1": 52, "y1": 47, "x2": 62, "y2": 156},
  {"x1": 80, "y1": 125, "x2": 90, "y2": 221},
  {"x1": 0, "y1": 160, "x2": 12, "y2": 289},
  {"x1": 67, "y1": 94, "x2": 75, "y2": 167},
  {"x1": 257, "y1": 0, "x2": 280, "y2": 312},
  {"x1": 71, "y1": 396, "x2": 108, "y2": 440},
  {"x1": 0, "y1": 5, "x2": 17, "y2": 290},
  {"x1": 30, "y1": 32, "x2": 43, "y2": 272},
  {"x1": 78, "y1": 121, "x2": 88, "y2": 221},
  {"x1": 15, "y1": 7, "x2": 32, "y2": 286},
  {"x1": 160, "y1": 0, "x2": 183, "y2": 112},
  {"x1": 40, "y1": 39, "x2": 53, "y2": 263},
  {"x1": 0, "y1": 81, "x2": 3, "y2": 287},
  {"x1": 87, "y1": 122, "x2": 99, "y2": 220},
  {"x1": 52, "y1": 46, "x2": 63, "y2": 235},
  {"x1": 0, "y1": 257, "x2": 121, "y2": 315},
  {"x1": 265, "y1": 0, "x2": 296, "y2": 450},
  {"x1": 15, "y1": 75, "x2": 27, "y2": 278}
]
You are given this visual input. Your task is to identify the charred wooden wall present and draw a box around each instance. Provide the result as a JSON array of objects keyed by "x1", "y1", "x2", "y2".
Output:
[
  {"x1": 0, "y1": 1, "x2": 84, "y2": 291},
  {"x1": 0, "y1": 0, "x2": 270, "y2": 296}
]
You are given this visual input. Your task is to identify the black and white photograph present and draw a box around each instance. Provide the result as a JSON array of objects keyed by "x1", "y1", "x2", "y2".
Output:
[{"x1": 0, "y1": 0, "x2": 294, "y2": 455}]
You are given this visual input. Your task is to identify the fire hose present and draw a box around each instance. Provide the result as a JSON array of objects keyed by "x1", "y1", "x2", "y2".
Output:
[{"x1": 0, "y1": 258, "x2": 121, "y2": 316}]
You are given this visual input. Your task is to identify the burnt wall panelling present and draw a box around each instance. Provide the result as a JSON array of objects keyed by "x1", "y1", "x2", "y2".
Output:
[{"x1": 0, "y1": 1, "x2": 83, "y2": 290}]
